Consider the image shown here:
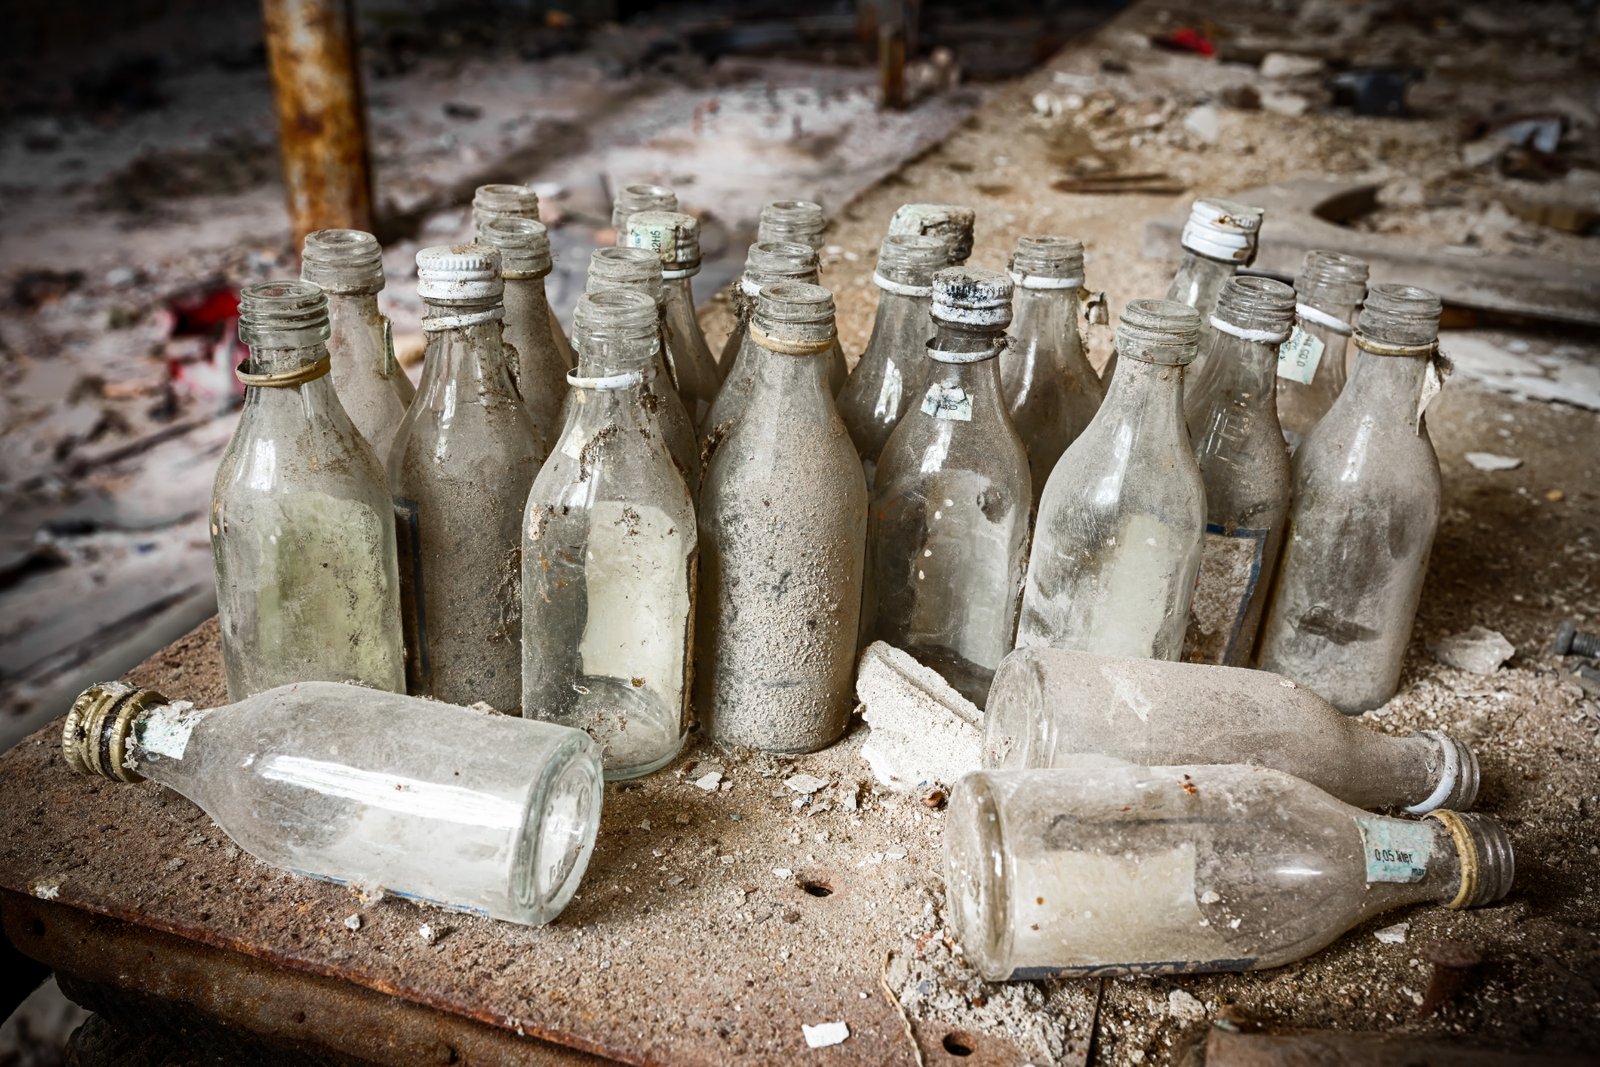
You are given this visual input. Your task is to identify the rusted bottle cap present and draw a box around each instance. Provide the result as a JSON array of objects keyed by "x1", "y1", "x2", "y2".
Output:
[
  {"x1": 416, "y1": 244, "x2": 503, "y2": 304},
  {"x1": 887, "y1": 203, "x2": 976, "y2": 265},
  {"x1": 301, "y1": 229, "x2": 385, "y2": 295},
  {"x1": 931, "y1": 267, "x2": 1013, "y2": 329},
  {"x1": 478, "y1": 217, "x2": 553, "y2": 278},
  {"x1": 62, "y1": 682, "x2": 168, "y2": 782},
  {"x1": 1115, "y1": 299, "x2": 1201, "y2": 366},
  {"x1": 1180, "y1": 198, "x2": 1263, "y2": 263}
]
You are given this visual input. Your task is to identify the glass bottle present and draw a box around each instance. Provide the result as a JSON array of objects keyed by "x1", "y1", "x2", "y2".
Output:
[
  {"x1": 984, "y1": 646, "x2": 1479, "y2": 813},
  {"x1": 703, "y1": 240, "x2": 819, "y2": 439},
  {"x1": 1001, "y1": 235, "x2": 1103, "y2": 503},
  {"x1": 837, "y1": 233, "x2": 948, "y2": 481},
  {"x1": 211, "y1": 281, "x2": 405, "y2": 701},
  {"x1": 1101, "y1": 197, "x2": 1262, "y2": 388},
  {"x1": 477, "y1": 215, "x2": 566, "y2": 454},
  {"x1": 754, "y1": 199, "x2": 847, "y2": 393},
  {"x1": 1017, "y1": 300, "x2": 1205, "y2": 660},
  {"x1": 522, "y1": 290, "x2": 696, "y2": 780},
  {"x1": 472, "y1": 183, "x2": 574, "y2": 368},
  {"x1": 696, "y1": 281, "x2": 867, "y2": 753},
  {"x1": 1277, "y1": 250, "x2": 1370, "y2": 449},
  {"x1": 1257, "y1": 285, "x2": 1447, "y2": 712},
  {"x1": 622, "y1": 210, "x2": 721, "y2": 422},
  {"x1": 389, "y1": 245, "x2": 544, "y2": 712},
  {"x1": 582, "y1": 247, "x2": 702, "y2": 488},
  {"x1": 300, "y1": 228, "x2": 414, "y2": 464},
  {"x1": 1183, "y1": 276, "x2": 1296, "y2": 666},
  {"x1": 945, "y1": 763, "x2": 1513, "y2": 980},
  {"x1": 886, "y1": 202, "x2": 977, "y2": 266},
  {"x1": 611, "y1": 182, "x2": 678, "y2": 232},
  {"x1": 63, "y1": 679, "x2": 602, "y2": 927},
  {"x1": 866, "y1": 268, "x2": 1031, "y2": 707}
]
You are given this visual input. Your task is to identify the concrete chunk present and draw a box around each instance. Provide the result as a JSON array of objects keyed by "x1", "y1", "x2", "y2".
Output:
[{"x1": 856, "y1": 642, "x2": 984, "y2": 793}]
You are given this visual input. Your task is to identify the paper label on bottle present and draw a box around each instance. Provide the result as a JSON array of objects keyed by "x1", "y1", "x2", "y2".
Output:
[
  {"x1": 921, "y1": 383, "x2": 973, "y2": 421},
  {"x1": 136, "y1": 702, "x2": 206, "y2": 761},
  {"x1": 1276, "y1": 325, "x2": 1324, "y2": 385},
  {"x1": 1356, "y1": 817, "x2": 1433, "y2": 883},
  {"x1": 627, "y1": 218, "x2": 676, "y2": 262},
  {"x1": 1185, "y1": 526, "x2": 1268, "y2": 665}
]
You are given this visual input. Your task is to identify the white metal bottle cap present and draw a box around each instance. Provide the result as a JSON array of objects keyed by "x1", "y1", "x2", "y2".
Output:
[
  {"x1": 932, "y1": 267, "x2": 1013, "y2": 327},
  {"x1": 415, "y1": 244, "x2": 503, "y2": 303},
  {"x1": 1179, "y1": 198, "x2": 1264, "y2": 263}
]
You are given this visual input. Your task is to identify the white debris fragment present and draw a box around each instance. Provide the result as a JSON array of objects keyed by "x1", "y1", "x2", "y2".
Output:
[
  {"x1": 1465, "y1": 452, "x2": 1523, "y2": 471},
  {"x1": 1429, "y1": 626, "x2": 1516, "y2": 674},
  {"x1": 693, "y1": 771, "x2": 723, "y2": 791},
  {"x1": 772, "y1": 868, "x2": 794, "y2": 879},
  {"x1": 802, "y1": 1021, "x2": 850, "y2": 1049},
  {"x1": 31, "y1": 883, "x2": 60, "y2": 900},
  {"x1": 856, "y1": 642, "x2": 984, "y2": 793},
  {"x1": 1183, "y1": 105, "x2": 1221, "y2": 144},
  {"x1": 1374, "y1": 922, "x2": 1409, "y2": 945},
  {"x1": 884, "y1": 847, "x2": 908, "y2": 861},
  {"x1": 344, "y1": 914, "x2": 363, "y2": 931},
  {"x1": 1259, "y1": 52, "x2": 1325, "y2": 78},
  {"x1": 1167, "y1": 989, "x2": 1207, "y2": 1023},
  {"x1": 785, "y1": 774, "x2": 829, "y2": 795}
]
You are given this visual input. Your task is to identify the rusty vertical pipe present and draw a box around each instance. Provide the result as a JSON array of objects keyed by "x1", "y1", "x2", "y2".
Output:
[{"x1": 262, "y1": 0, "x2": 373, "y2": 248}]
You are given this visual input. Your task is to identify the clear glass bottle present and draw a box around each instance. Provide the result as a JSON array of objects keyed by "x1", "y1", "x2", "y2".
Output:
[
  {"x1": 945, "y1": 763, "x2": 1514, "y2": 980},
  {"x1": 582, "y1": 247, "x2": 702, "y2": 488},
  {"x1": 984, "y1": 646, "x2": 1479, "y2": 813},
  {"x1": 1183, "y1": 276, "x2": 1296, "y2": 666},
  {"x1": 1277, "y1": 250, "x2": 1370, "y2": 449},
  {"x1": 611, "y1": 182, "x2": 678, "y2": 233},
  {"x1": 837, "y1": 233, "x2": 948, "y2": 481},
  {"x1": 1017, "y1": 300, "x2": 1205, "y2": 660},
  {"x1": 472, "y1": 183, "x2": 573, "y2": 369},
  {"x1": 63, "y1": 679, "x2": 602, "y2": 927},
  {"x1": 522, "y1": 290, "x2": 696, "y2": 780},
  {"x1": 704, "y1": 240, "x2": 819, "y2": 439},
  {"x1": 1101, "y1": 197, "x2": 1262, "y2": 387},
  {"x1": 477, "y1": 216, "x2": 566, "y2": 454},
  {"x1": 754, "y1": 199, "x2": 847, "y2": 393},
  {"x1": 1001, "y1": 235, "x2": 1103, "y2": 503},
  {"x1": 211, "y1": 281, "x2": 405, "y2": 701},
  {"x1": 696, "y1": 281, "x2": 867, "y2": 752},
  {"x1": 300, "y1": 228, "x2": 414, "y2": 463},
  {"x1": 389, "y1": 245, "x2": 545, "y2": 712},
  {"x1": 866, "y1": 268, "x2": 1031, "y2": 707},
  {"x1": 622, "y1": 209, "x2": 721, "y2": 423},
  {"x1": 1258, "y1": 285, "x2": 1446, "y2": 712},
  {"x1": 886, "y1": 202, "x2": 977, "y2": 266}
]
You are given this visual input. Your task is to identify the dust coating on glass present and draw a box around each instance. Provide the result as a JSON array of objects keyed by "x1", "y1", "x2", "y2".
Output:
[
  {"x1": 300, "y1": 229, "x2": 415, "y2": 465},
  {"x1": 211, "y1": 280, "x2": 405, "y2": 701},
  {"x1": 1183, "y1": 276, "x2": 1296, "y2": 666},
  {"x1": 886, "y1": 202, "x2": 977, "y2": 265},
  {"x1": 622, "y1": 210, "x2": 721, "y2": 422},
  {"x1": 704, "y1": 240, "x2": 820, "y2": 440},
  {"x1": 1017, "y1": 300, "x2": 1205, "y2": 661},
  {"x1": 696, "y1": 281, "x2": 867, "y2": 753},
  {"x1": 983, "y1": 646, "x2": 1480, "y2": 813},
  {"x1": 752, "y1": 199, "x2": 847, "y2": 392},
  {"x1": 65, "y1": 680, "x2": 604, "y2": 926},
  {"x1": 1000, "y1": 235, "x2": 1103, "y2": 504},
  {"x1": 581, "y1": 247, "x2": 702, "y2": 489},
  {"x1": 477, "y1": 215, "x2": 567, "y2": 454},
  {"x1": 837, "y1": 233, "x2": 949, "y2": 480},
  {"x1": 866, "y1": 267, "x2": 1030, "y2": 708},
  {"x1": 944, "y1": 764, "x2": 1512, "y2": 980},
  {"x1": 472, "y1": 183, "x2": 574, "y2": 368},
  {"x1": 1257, "y1": 284, "x2": 1446, "y2": 712},
  {"x1": 388, "y1": 245, "x2": 545, "y2": 712},
  {"x1": 611, "y1": 182, "x2": 678, "y2": 232},
  {"x1": 522, "y1": 291, "x2": 696, "y2": 780},
  {"x1": 1277, "y1": 250, "x2": 1369, "y2": 449}
]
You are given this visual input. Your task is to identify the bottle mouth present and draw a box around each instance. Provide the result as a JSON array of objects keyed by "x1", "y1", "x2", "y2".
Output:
[
  {"x1": 300, "y1": 229, "x2": 385, "y2": 295},
  {"x1": 62, "y1": 682, "x2": 167, "y2": 782},
  {"x1": 1406, "y1": 731, "x2": 1480, "y2": 813},
  {"x1": 945, "y1": 772, "x2": 1014, "y2": 980},
  {"x1": 472, "y1": 183, "x2": 541, "y2": 220},
  {"x1": 982, "y1": 653, "x2": 1046, "y2": 769},
  {"x1": 1008, "y1": 235, "x2": 1086, "y2": 285},
  {"x1": 875, "y1": 233, "x2": 947, "y2": 288},
  {"x1": 1428, "y1": 810, "x2": 1515, "y2": 909},
  {"x1": 239, "y1": 280, "x2": 331, "y2": 349},
  {"x1": 478, "y1": 216, "x2": 553, "y2": 276},
  {"x1": 515, "y1": 735, "x2": 604, "y2": 923},
  {"x1": 1115, "y1": 299, "x2": 1201, "y2": 365},
  {"x1": 1212, "y1": 276, "x2": 1296, "y2": 334}
]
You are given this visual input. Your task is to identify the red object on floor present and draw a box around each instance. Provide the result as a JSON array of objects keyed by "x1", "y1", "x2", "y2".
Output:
[
  {"x1": 1154, "y1": 27, "x2": 1216, "y2": 57},
  {"x1": 169, "y1": 288, "x2": 240, "y2": 336}
]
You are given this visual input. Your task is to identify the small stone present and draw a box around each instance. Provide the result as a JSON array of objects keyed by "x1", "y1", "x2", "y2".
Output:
[
  {"x1": 802, "y1": 1021, "x2": 850, "y2": 1049},
  {"x1": 693, "y1": 771, "x2": 723, "y2": 791},
  {"x1": 1260, "y1": 52, "x2": 1325, "y2": 78},
  {"x1": 1465, "y1": 452, "x2": 1523, "y2": 471},
  {"x1": 1260, "y1": 92, "x2": 1311, "y2": 117},
  {"x1": 885, "y1": 847, "x2": 908, "y2": 861},
  {"x1": 1168, "y1": 988, "x2": 1207, "y2": 1022},
  {"x1": 31, "y1": 883, "x2": 60, "y2": 900},
  {"x1": 785, "y1": 774, "x2": 829, "y2": 795},
  {"x1": 773, "y1": 868, "x2": 794, "y2": 878},
  {"x1": 344, "y1": 914, "x2": 362, "y2": 931},
  {"x1": 418, "y1": 923, "x2": 451, "y2": 945},
  {"x1": 1429, "y1": 626, "x2": 1515, "y2": 674},
  {"x1": 1374, "y1": 922, "x2": 1409, "y2": 944},
  {"x1": 1183, "y1": 105, "x2": 1221, "y2": 145},
  {"x1": 166, "y1": 857, "x2": 186, "y2": 872}
]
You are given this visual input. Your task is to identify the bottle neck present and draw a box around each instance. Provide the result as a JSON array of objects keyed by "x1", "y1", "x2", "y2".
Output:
[
  {"x1": 326, "y1": 292, "x2": 387, "y2": 369},
  {"x1": 1098, "y1": 353, "x2": 1188, "y2": 448},
  {"x1": 557, "y1": 378, "x2": 646, "y2": 456},
  {"x1": 416, "y1": 310, "x2": 520, "y2": 408},
  {"x1": 1330, "y1": 347, "x2": 1429, "y2": 427},
  {"x1": 1353, "y1": 815, "x2": 1478, "y2": 917},
  {"x1": 1201, "y1": 330, "x2": 1279, "y2": 410},
  {"x1": 749, "y1": 343, "x2": 832, "y2": 416},
  {"x1": 862, "y1": 291, "x2": 931, "y2": 363},
  {"x1": 1013, "y1": 287, "x2": 1081, "y2": 350},
  {"x1": 127, "y1": 701, "x2": 214, "y2": 792},
  {"x1": 1167, "y1": 251, "x2": 1235, "y2": 312},
  {"x1": 504, "y1": 276, "x2": 553, "y2": 325},
  {"x1": 240, "y1": 343, "x2": 345, "y2": 422}
]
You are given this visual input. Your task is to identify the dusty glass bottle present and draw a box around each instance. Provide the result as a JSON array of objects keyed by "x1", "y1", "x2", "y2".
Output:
[
  {"x1": 1001, "y1": 235, "x2": 1103, "y2": 502},
  {"x1": 1017, "y1": 300, "x2": 1205, "y2": 660},
  {"x1": 867, "y1": 268, "x2": 1030, "y2": 707},
  {"x1": 1277, "y1": 250, "x2": 1370, "y2": 449},
  {"x1": 696, "y1": 282, "x2": 867, "y2": 752},
  {"x1": 63, "y1": 680, "x2": 602, "y2": 926},
  {"x1": 582, "y1": 247, "x2": 702, "y2": 488},
  {"x1": 984, "y1": 646, "x2": 1479, "y2": 813},
  {"x1": 1183, "y1": 276, "x2": 1296, "y2": 666},
  {"x1": 704, "y1": 240, "x2": 819, "y2": 439},
  {"x1": 886, "y1": 202, "x2": 977, "y2": 266},
  {"x1": 611, "y1": 182, "x2": 678, "y2": 232},
  {"x1": 1258, "y1": 285, "x2": 1447, "y2": 712},
  {"x1": 753, "y1": 199, "x2": 848, "y2": 392},
  {"x1": 300, "y1": 228, "x2": 414, "y2": 463},
  {"x1": 211, "y1": 281, "x2": 405, "y2": 701},
  {"x1": 622, "y1": 210, "x2": 721, "y2": 422},
  {"x1": 478, "y1": 215, "x2": 566, "y2": 453},
  {"x1": 472, "y1": 183, "x2": 573, "y2": 368},
  {"x1": 945, "y1": 762, "x2": 1514, "y2": 980},
  {"x1": 837, "y1": 233, "x2": 948, "y2": 480},
  {"x1": 389, "y1": 245, "x2": 544, "y2": 712},
  {"x1": 522, "y1": 290, "x2": 696, "y2": 780}
]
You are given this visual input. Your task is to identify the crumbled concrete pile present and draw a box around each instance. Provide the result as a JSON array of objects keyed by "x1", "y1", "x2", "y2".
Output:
[
  {"x1": 856, "y1": 642, "x2": 984, "y2": 792},
  {"x1": 1429, "y1": 626, "x2": 1516, "y2": 675}
]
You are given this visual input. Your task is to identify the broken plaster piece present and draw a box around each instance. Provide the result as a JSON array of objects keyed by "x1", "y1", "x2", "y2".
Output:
[
  {"x1": 856, "y1": 642, "x2": 983, "y2": 794},
  {"x1": 785, "y1": 774, "x2": 829, "y2": 795},
  {"x1": 1429, "y1": 626, "x2": 1515, "y2": 674},
  {"x1": 1374, "y1": 922, "x2": 1409, "y2": 945},
  {"x1": 1465, "y1": 452, "x2": 1523, "y2": 471},
  {"x1": 344, "y1": 913, "x2": 362, "y2": 931},
  {"x1": 1167, "y1": 988, "x2": 1207, "y2": 1023},
  {"x1": 802, "y1": 1021, "x2": 850, "y2": 1049},
  {"x1": 32, "y1": 883, "x2": 60, "y2": 900},
  {"x1": 693, "y1": 771, "x2": 723, "y2": 792}
]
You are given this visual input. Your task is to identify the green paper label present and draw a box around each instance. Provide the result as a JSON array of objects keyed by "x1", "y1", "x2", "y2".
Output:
[
  {"x1": 1356, "y1": 817, "x2": 1433, "y2": 883},
  {"x1": 1277, "y1": 325, "x2": 1324, "y2": 385}
]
